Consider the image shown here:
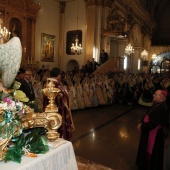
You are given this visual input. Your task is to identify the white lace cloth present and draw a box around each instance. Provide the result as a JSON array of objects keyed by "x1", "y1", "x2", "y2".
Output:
[{"x1": 0, "y1": 138, "x2": 78, "y2": 170}]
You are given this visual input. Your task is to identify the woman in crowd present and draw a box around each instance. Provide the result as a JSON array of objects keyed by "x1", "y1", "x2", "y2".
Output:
[
  {"x1": 32, "y1": 73, "x2": 43, "y2": 112},
  {"x1": 108, "y1": 77, "x2": 115, "y2": 103},
  {"x1": 95, "y1": 76, "x2": 107, "y2": 105},
  {"x1": 89, "y1": 77, "x2": 98, "y2": 107},
  {"x1": 116, "y1": 74, "x2": 126, "y2": 104},
  {"x1": 125, "y1": 75, "x2": 137, "y2": 105},
  {"x1": 74, "y1": 80, "x2": 85, "y2": 109},
  {"x1": 138, "y1": 76, "x2": 154, "y2": 106},
  {"x1": 67, "y1": 80, "x2": 78, "y2": 110},
  {"x1": 81, "y1": 78, "x2": 91, "y2": 108}
]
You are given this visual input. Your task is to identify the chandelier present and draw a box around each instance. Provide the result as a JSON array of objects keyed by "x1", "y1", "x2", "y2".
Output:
[
  {"x1": 125, "y1": 43, "x2": 134, "y2": 55},
  {"x1": 70, "y1": 0, "x2": 82, "y2": 55},
  {"x1": 71, "y1": 35, "x2": 82, "y2": 54},
  {"x1": 0, "y1": 18, "x2": 11, "y2": 42},
  {"x1": 151, "y1": 54, "x2": 157, "y2": 60},
  {"x1": 141, "y1": 49, "x2": 148, "y2": 61}
]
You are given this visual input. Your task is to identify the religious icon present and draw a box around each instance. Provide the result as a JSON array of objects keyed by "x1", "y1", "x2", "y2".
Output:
[{"x1": 41, "y1": 33, "x2": 55, "y2": 62}]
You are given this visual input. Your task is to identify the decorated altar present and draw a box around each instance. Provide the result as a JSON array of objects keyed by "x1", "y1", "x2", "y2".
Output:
[{"x1": 0, "y1": 37, "x2": 67, "y2": 165}]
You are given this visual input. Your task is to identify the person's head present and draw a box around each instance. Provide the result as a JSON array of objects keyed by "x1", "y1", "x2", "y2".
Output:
[
  {"x1": 50, "y1": 67, "x2": 61, "y2": 81},
  {"x1": 34, "y1": 74, "x2": 40, "y2": 82},
  {"x1": 101, "y1": 49, "x2": 104, "y2": 54},
  {"x1": 153, "y1": 90, "x2": 167, "y2": 103},
  {"x1": 163, "y1": 77, "x2": 168, "y2": 83},
  {"x1": 24, "y1": 69, "x2": 32, "y2": 81},
  {"x1": 42, "y1": 64, "x2": 45, "y2": 69},
  {"x1": 17, "y1": 68, "x2": 25, "y2": 80},
  {"x1": 87, "y1": 60, "x2": 90, "y2": 64}
]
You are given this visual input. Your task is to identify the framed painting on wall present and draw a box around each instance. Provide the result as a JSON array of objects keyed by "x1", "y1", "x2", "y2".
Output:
[{"x1": 41, "y1": 33, "x2": 55, "y2": 62}]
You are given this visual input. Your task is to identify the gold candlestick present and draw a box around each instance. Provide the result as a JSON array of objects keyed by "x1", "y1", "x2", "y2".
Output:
[{"x1": 42, "y1": 80, "x2": 61, "y2": 112}]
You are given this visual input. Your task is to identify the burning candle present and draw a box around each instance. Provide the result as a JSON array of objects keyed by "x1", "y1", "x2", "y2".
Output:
[{"x1": 31, "y1": 57, "x2": 32, "y2": 65}]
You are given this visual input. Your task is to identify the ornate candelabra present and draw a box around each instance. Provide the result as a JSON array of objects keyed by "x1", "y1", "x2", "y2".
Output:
[{"x1": 42, "y1": 79, "x2": 61, "y2": 112}]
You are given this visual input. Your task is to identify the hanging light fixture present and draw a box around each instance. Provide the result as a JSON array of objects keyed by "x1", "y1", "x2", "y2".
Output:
[
  {"x1": 141, "y1": 49, "x2": 148, "y2": 61},
  {"x1": 125, "y1": 43, "x2": 134, "y2": 55},
  {"x1": 151, "y1": 54, "x2": 157, "y2": 60},
  {"x1": 0, "y1": 14, "x2": 11, "y2": 43},
  {"x1": 70, "y1": 0, "x2": 82, "y2": 55},
  {"x1": 141, "y1": 49, "x2": 148, "y2": 67},
  {"x1": 71, "y1": 34, "x2": 82, "y2": 54}
]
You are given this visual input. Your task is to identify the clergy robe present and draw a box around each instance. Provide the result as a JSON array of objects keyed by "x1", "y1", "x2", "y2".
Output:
[{"x1": 136, "y1": 101, "x2": 169, "y2": 170}]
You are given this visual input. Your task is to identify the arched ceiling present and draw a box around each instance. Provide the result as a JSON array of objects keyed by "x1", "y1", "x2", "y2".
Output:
[{"x1": 140, "y1": 0, "x2": 170, "y2": 45}]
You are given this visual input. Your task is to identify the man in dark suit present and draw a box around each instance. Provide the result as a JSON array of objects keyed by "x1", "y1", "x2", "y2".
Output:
[
  {"x1": 85, "y1": 60, "x2": 92, "y2": 75},
  {"x1": 90, "y1": 58, "x2": 100, "y2": 73},
  {"x1": 20, "y1": 69, "x2": 35, "y2": 102},
  {"x1": 100, "y1": 49, "x2": 108, "y2": 64}
]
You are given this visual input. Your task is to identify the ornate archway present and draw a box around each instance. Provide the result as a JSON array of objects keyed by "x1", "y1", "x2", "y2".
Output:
[
  {"x1": 149, "y1": 51, "x2": 170, "y2": 74},
  {"x1": 66, "y1": 59, "x2": 79, "y2": 72}
]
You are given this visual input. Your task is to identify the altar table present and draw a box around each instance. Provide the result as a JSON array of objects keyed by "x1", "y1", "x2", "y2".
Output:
[{"x1": 0, "y1": 138, "x2": 78, "y2": 170}]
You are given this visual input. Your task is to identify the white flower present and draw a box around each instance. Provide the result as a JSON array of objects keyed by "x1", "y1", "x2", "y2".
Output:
[
  {"x1": 0, "y1": 102, "x2": 8, "y2": 110},
  {"x1": 16, "y1": 102, "x2": 23, "y2": 108}
]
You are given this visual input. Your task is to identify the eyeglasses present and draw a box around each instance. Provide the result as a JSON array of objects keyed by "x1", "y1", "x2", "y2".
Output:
[{"x1": 25, "y1": 74, "x2": 32, "y2": 76}]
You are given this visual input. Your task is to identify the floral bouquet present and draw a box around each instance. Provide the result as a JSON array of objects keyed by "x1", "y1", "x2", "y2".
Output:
[
  {"x1": 0, "y1": 81, "x2": 29, "y2": 143},
  {"x1": 0, "y1": 80, "x2": 49, "y2": 163}
]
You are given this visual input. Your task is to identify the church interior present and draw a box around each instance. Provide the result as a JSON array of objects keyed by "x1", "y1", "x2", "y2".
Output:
[
  {"x1": 0, "y1": 0, "x2": 170, "y2": 170},
  {"x1": 0, "y1": 0, "x2": 170, "y2": 73}
]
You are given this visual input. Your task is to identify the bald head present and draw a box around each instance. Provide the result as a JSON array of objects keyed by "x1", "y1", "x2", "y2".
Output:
[{"x1": 153, "y1": 90, "x2": 167, "y2": 103}]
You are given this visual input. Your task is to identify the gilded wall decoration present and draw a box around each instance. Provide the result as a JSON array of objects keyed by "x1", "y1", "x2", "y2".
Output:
[
  {"x1": 8, "y1": 0, "x2": 24, "y2": 8},
  {"x1": 107, "y1": 10, "x2": 126, "y2": 32}
]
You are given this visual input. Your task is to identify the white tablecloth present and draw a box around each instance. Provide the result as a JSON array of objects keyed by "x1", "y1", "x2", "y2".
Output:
[{"x1": 0, "y1": 138, "x2": 78, "y2": 170}]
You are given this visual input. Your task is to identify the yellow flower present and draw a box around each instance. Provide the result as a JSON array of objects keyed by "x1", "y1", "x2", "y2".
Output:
[
  {"x1": 13, "y1": 81, "x2": 21, "y2": 90},
  {"x1": 14, "y1": 90, "x2": 29, "y2": 102}
]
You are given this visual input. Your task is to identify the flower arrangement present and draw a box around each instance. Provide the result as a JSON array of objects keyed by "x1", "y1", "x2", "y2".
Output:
[
  {"x1": 0, "y1": 80, "x2": 49, "y2": 163},
  {"x1": 0, "y1": 81, "x2": 29, "y2": 142},
  {"x1": 0, "y1": 80, "x2": 29, "y2": 103},
  {"x1": 0, "y1": 97, "x2": 26, "y2": 120}
]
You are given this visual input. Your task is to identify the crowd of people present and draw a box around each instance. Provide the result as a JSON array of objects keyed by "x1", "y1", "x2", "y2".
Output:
[
  {"x1": 15, "y1": 65, "x2": 170, "y2": 113},
  {"x1": 66, "y1": 71, "x2": 170, "y2": 110}
]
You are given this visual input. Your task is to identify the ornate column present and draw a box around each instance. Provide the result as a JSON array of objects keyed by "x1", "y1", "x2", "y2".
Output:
[
  {"x1": 101, "y1": 0, "x2": 112, "y2": 55},
  {"x1": 95, "y1": 1, "x2": 102, "y2": 62},
  {"x1": 29, "y1": 19, "x2": 36, "y2": 64},
  {"x1": 85, "y1": 0, "x2": 112, "y2": 61},
  {"x1": 58, "y1": 2, "x2": 65, "y2": 69},
  {"x1": 26, "y1": 17, "x2": 37, "y2": 68},
  {"x1": 85, "y1": 0, "x2": 96, "y2": 61}
]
